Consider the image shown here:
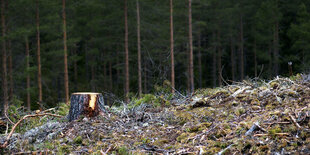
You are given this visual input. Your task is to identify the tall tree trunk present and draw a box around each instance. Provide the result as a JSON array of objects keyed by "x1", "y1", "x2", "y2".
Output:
[
  {"x1": 109, "y1": 61, "x2": 113, "y2": 92},
  {"x1": 239, "y1": 15, "x2": 244, "y2": 81},
  {"x1": 73, "y1": 50, "x2": 78, "y2": 91},
  {"x1": 103, "y1": 58, "x2": 107, "y2": 91},
  {"x1": 212, "y1": 32, "x2": 217, "y2": 87},
  {"x1": 187, "y1": 51, "x2": 190, "y2": 93},
  {"x1": 197, "y1": 28, "x2": 202, "y2": 88},
  {"x1": 230, "y1": 34, "x2": 236, "y2": 81},
  {"x1": 36, "y1": 0, "x2": 42, "y2": 109},
  {"x1": 124, "y1": 0, "x2": 129, "y2": 102},
  {"x1": 136, "y1": 0, "x2": 142, "y2": 96},
  {"x1": 8, "y1": 39, "x2": 12, "y2": 101},
  {"x1": 62, "y1": 0, "x2": 69, "y2": 104},
  {"x1": 273, "y1": 21, "x2": 279, "y2": 76},
  {"x1": 254, "y1": 38, "x2": 257, "y2": 77},
  {"x1": 116, "y1": 50, "x2": 120, "y2": 91},
  {"x1": 188, "y1": 0, "x2": 194, "y2": 92},
  {"x1": 91, "y1": 65, "x2": 95, "y2": 91},
  {"x1": 217, "y1": 31, "x2": 222, "y2": 86},
  {"x1": 5, "y1": 0, "x2": 12, "y2": 102},
  {"x1": 25, "y1": 37, "x2": 31, "y2": 111},
  {"x1": 1, "y1": 0, "x2": 8, "y2": 116},
  {"x1": 268, "y1": 43, "x2": 272, "y2": 78},
  {"x1": 144, "y1": 60, "x2": 147, "y2": 93},
  {"x1": 170, "y1": 0, "x2": 175, "y2": 94}
]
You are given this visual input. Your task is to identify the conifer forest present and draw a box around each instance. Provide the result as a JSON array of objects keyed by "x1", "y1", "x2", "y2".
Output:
[{"x1": 1, "y1": 0, "x2": 310, "y2": 154}]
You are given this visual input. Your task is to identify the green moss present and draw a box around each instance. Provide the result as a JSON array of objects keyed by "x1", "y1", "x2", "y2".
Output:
[
  {"x1": 153, "y1": 139, "x2": 169, "y2": 147},
  {"x1": 132, "y1": 94, "x2": 168, "y2": 108},
  {"x1": 141, "y1": 137, "x2": 151, "y2": 144},
  {"x1": 165, "y1": 145, "x2": 173, "y2": 150},
  {"x1": 235, "y1": 107, "x2": 245, "y2": 116},
  {"x1": 174, "y1": 111, "x2": 193, "y2": 125},
  {"x1": 73, "y1": 136, "x2": 83, "y2": 144},
  {"x1": 118, "y1": 146, "x2": 129, "y2": 155},
  {"x1": 268, "y1": 125, "x2": 282, "y2": 136},
  {"x1": 58, "y1": 103, "x2": 70, "y2": 116},
  {"x1": 43, "y1": 142, "x2": 54, "y2": 150},
  {"x1": 176, "y1": 133, "x2": 189, "y2": 143},
  {"x1": 58, "y1": 144, "x2": 70, "y2": 154}
]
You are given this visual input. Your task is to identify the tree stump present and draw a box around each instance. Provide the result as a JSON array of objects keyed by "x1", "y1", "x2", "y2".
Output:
[{"x1": 68, "y1": 92, "x2": 105, "y2": 121}]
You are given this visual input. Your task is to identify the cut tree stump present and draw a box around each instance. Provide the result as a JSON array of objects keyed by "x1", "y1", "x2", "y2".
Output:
[{"x1": 68, "y1": 92, "x2": 105, "y2": 121}]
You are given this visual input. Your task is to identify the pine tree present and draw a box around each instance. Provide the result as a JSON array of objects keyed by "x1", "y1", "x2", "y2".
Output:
[
  {"x1": 170, "y1": 0, "x2": 175, "y2": 94},
  {"x1": 136, "y1": 0, "x2": 142, "y2": 96},
  {"x1": 62, "y1": 0, "x2": 69, "y2": 104},
  {"x1": 124, "y1": 0, "x2": 129, "y2": 102},
  {"x1": 1, "y1": 0, "x2": 8, "y2": 116},
  {"x1": 188, "y1": 0, "x2": 194, "y2": 92},
  {"x1": 288, "y1": 3, "x2": 310, "y2": 70},
  {"x1": 36, "y1": 0, "x2": 42, "y2": 109}
]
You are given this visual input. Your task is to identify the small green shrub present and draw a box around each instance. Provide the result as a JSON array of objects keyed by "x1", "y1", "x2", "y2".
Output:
[{"x1": 132, "y1": 94, "x2": 170, "y2": 108}]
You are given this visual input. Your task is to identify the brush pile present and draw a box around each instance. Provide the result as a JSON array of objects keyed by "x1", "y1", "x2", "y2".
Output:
[{"x1": 1, "y1": 75, "x2": 310, "y2": 154}]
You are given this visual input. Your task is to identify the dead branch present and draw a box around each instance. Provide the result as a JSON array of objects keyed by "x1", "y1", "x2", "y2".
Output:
[
  {"x1": 289, "y1": 113, "x2": 302, "y2": 129},
  {"x1": 263, "y1": 122, "x2": 291, "y2": 125},
  {"x1": 217, "y1": 144, "x2": 235, "y2": 155},
  {"x1": 245, "y1": 122, "x2": 266, "y2": 136},
  {"x1": 4, "y1": 110, "x2": 15, "y2": 125},
  {"x1": 0, "y1": 113, "x2": 61, "y2": 148},
  {"x1": 253, "y1": 133, "x2": 290, "y2": 137}
]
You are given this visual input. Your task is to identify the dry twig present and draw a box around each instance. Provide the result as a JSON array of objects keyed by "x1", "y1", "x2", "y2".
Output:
[
  {"x1": 253, "y1": 133, "x2": 290, "y2": 137},
  {"x1": 289, "y1": 113, "x2": 302, "y2": 129},
  {"x1": 0, "y1": 113, "x2": 61, "y2": 148}
]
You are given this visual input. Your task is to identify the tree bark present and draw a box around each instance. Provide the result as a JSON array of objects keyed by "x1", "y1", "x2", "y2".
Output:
[
  {"x1": 239, "y1": 15, "x2": 244, "y2": 81},
  {"x1": 91, "y1": 65, "x2": 95, "y2": 91},
  {"x1": 268, "y1": 43, "x2": 272, "y2": 78},
  {"x1": 1, "y1": 0, "x2": 8, "y2": 116},
  {"x1": 73, "y1": 50, "x2": 78, "y2": 91},
  {"x1": 188, "y1": 0, "x2": 194, "y2": 93},
  {"x1": 136, "y1": 0, "x2": 142, "y2": 96},
  {"x1": 230, "y1": 34, "x2": 236, "y2": 81},
  {"x1": 144, "y1": 60, "x2": 147, "y2": 93},
  {"x1": 62, "y1": 0, "x2": 69, "y2": 104},
  {"x1": 25, "y1": 37, "x2": 31, "y2": 111},
  {"x1": 116, "y1": 50, "x2": 120, "y2": 91},
  {"x1": 68, "y1": 92, "x2": 105, "y2": 121},
  {"x1": 254, "y1": 38, "x2": 257, "y2": 77},
  {"x1": 273, "y1": 21, "x2": 279, "y2": 76},
  {"x1": 217, "y1": 31, "x2": 222, "y2": 86},
  {"x1": 124, "y1": 0, "x2": 129, "y2": 102},
  {"x1": 8, "y1": 40, "x2": 12, "y2": 101},
  {"x1": 109, "y1": 61, "x2": 113, "y2": 92},
  {"x1": 170, "y1": 0, "x2": 175, "y2": 94},
  {"x1": 212, "y1": 32, "x2": 217, "y2": 87},
  {"x1": 36, "y1": 0, "x2": 42, "y2": 109},
  {"x1": 103, "y1": 54, "x2": 107, "y2": 91},
  {"x1": 197, "y1": 28, "x2": 202, "y2": 88}
]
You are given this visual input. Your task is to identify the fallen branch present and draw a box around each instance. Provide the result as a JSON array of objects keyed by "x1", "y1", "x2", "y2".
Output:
[
  {"x1": 263, "y1": 122, "x2": 291, "y2": 125},
  {"x1": 217, "y1": 144, "x2": 235, "y2": 155},
  {"x1": 245, "y1": 122, "x2": 266, "y2": 136},
  {"x1": 0, "y1": 113, "x2": 62, "y2": 148},
  {"x1": 289, "y1": 113, "x2": 301, "y2": 129},
  {"x1": 253, "y1": 133, "x2": 290, "y2": 137}
]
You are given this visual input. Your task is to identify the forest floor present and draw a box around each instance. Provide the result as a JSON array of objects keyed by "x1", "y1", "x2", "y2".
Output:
[{"x1": 1, "y1": 75, "x2": 310, "y2": 154}]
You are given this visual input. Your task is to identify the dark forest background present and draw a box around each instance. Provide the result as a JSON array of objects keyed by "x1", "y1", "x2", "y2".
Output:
[{"x1": 1, "y1": 0, "x2": 310, "y2": 112}]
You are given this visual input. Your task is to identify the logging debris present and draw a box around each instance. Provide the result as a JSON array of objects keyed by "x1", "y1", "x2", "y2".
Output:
[{"x1": 0, "y1": 74, "x2": 310, "y2": 154}]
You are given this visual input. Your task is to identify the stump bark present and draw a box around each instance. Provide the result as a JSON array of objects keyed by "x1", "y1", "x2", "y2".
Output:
[{"x1": 68, "y1": 92, "x2": 105, "y2": 121}]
